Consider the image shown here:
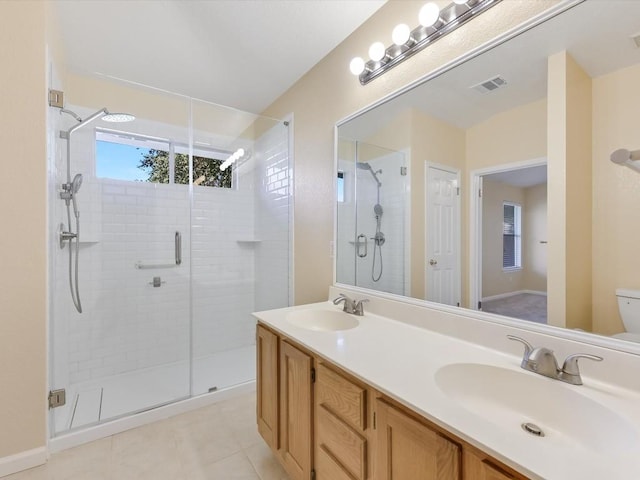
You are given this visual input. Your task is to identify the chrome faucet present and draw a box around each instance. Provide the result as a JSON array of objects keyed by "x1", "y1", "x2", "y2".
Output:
[
  {"x1": 333, "y1": 294, "x2": 368, "y2": 316},
  {"x1": 507, "y1": 335, "x2": 603, "y2": 385}
]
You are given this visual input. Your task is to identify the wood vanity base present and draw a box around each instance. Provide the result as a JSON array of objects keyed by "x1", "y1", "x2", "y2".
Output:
[{"x1": 256, "y1": 323, "x2": 528, "y2": 480}]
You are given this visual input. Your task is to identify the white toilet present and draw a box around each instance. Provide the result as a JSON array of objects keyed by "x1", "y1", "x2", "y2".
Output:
[{"x1": 614, "y1": 288, "x2": 640, "y2": 343}]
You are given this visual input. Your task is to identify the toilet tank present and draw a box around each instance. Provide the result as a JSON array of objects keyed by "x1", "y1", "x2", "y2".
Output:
[{"x1": 616, "y1": 288, "x2": 640, "y2": 333}]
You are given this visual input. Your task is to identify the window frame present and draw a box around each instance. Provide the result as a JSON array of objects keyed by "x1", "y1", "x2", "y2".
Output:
[
  {"x1": 95, "y1": 128, "x2": 235, "y2": 189},
  {"x1": 502, "y1": 201, "x2": 522, "y2": 271}
]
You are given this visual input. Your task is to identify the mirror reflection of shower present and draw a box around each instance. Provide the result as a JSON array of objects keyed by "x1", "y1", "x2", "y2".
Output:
[
  {"x1": 357, "y1": 162, "x2": 385, "y2": 282},
  {"x1": 52, "y1": 92, "x2": 135, "y2": 313}
]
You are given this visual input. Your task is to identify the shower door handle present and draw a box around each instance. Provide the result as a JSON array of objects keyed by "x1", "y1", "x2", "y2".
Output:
[
  {"x1": 357, "y1": 234, "x2": 368, "y2": 258},
  {"x1": 175, "y1": 231, "x2": 182, "y2": 265}
]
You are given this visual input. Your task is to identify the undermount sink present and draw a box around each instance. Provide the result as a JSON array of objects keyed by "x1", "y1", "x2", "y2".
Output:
[
  {"x1": 286, "y1": 309, "x2": 359, "y2": 332},
  {"x1": 435, "y1": 363, "x2": 638, "y2": 453}
]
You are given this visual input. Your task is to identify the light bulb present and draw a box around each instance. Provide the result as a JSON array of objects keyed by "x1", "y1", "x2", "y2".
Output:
[
  {"x1": 392, "y1": 24, "x2": 411, "y2": 46},
  {"x1": 237, "y1": 148, "x2": 245, "y2": 157},
  {"x1": 349, "y1": 57, "x2": 365, "y2": 76},
  {"x1": 368, "y1": 42, "x2": 386, "y2": 62},
  {"x1": 419, "y1": 2, "x2": 440, "y2": 27}
]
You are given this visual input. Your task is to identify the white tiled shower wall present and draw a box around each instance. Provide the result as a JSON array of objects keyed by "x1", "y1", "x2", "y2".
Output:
[
  {"x1": 254, "y1": 122, "x2": 291, "y2": 312},
  {"x1": 52, "y1": 107, "x2": 290, "y2": 387}
]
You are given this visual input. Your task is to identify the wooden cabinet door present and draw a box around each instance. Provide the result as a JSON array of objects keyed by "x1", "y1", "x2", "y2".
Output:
[
  {"x1": 257, "y1": 325, "x2": 279, "y2": 452},
  {"x1": 280, "y1": 340, "x2": 313, "y2": 480},
  {"x1": 375, "y1": 399, "x2": 461, "y2": 480},
  {"x1": 463, "y1": 449, "x2": 527, "y2": 480}
]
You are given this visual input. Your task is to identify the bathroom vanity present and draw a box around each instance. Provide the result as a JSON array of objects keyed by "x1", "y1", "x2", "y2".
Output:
[{"x1": 253, "y1": 288, "x2": 640, "y2": 480}]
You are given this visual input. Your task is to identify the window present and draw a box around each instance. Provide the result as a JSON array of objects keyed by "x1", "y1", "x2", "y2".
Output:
[
  {"x1": 96, "y1": 130, "x2": 232, "y2": 188},
  {"x1": 96, "y1": 134, "x2": 169, "y2": 183},
  {"x1": 337, "y1": 171, "x2": 345, "y2": 202},
  {"x1": 503, "y1": 202, "x2": 522, "y2": 269}
]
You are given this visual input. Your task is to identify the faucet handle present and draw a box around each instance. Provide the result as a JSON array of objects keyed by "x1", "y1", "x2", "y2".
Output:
[
  {"x1": 561, "y1": 353, "x2": 603, "y2": 384},
  {"x1": 333, "y1": 293, "x2": 356, "y2": 313},
  {"x1": 354, "y1": 298, "x2": 369, "y2": 316},
  {"x1": 507, "y1": 335, "x2": 534, "y2": 360},
  {"x1": 333, "y1": 293, "x2": 351, "y2": 304}
]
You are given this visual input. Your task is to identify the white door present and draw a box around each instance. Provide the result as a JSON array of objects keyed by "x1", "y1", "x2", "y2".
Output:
[{"x1": 425, "y1": 165, "x2": 460, "y2": 306}]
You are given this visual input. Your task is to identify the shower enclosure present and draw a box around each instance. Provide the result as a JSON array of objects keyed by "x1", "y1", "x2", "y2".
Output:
[
  {"x1": 336, "y1": 139, "x2": 408, "y2": 295},
  {"x1": 47, "y1": 76, "x2": 292, "y2": 436}
]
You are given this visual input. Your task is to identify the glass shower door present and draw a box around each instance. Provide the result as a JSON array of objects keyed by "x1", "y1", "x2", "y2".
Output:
[
  {"x1": 336, "y1": 139, "x2": 408, "y2": 296},
  {"x1": 49, "y1": 83, "x2": 192, "y2": 435},
  {"x1": 190, "y1": 99, "x2": 291, "y2": 396}
]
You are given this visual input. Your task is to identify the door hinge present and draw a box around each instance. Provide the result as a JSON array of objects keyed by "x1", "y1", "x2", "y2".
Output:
[
  {"x1": 400, "y1": 166, "x2": 407, "y2": 176},
  {"x1": 478, "y1": 301, "x2": 482, "y2": 310},
  {"x1": 48, "y1": 89, "x2": 64, "y2": 108},
  {"x1": 478, "y1": 188, "x2": 483, "y2": 198},
  {"x1": 311, "y1": 469, "x2": 316, "y2": 480},
  {"x1": 48, "y1": 389, "x2": 66, "y2": 409},
  {"x1": 311, "y1": 367, "x2": 316, "y2": 383},
  {"x1": 373, "y1": 411, "x2": 376, "y2": 430},
  {"x1": 457, "y1": 302, "x2": 460, "y2": 307},
  {"x1": 456, "y1": 187, "x2": 460, "y2": 196}
]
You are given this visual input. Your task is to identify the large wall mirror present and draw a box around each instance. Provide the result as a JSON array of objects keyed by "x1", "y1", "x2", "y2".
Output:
[{"x1": 336, "y1": 0, "x2": 640, "y2": 348}]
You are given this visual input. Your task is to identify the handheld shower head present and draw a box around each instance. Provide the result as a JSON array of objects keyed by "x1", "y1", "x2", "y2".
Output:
[
  {"x1": 374, "y1": 204, "x2": 383, "y2": 217},
  {"x1": 71, "y1": 173, "x2": 83, "y2": 194},
  {"x1": 70, "y1": 173, "x2": 83, "y2": 218}
]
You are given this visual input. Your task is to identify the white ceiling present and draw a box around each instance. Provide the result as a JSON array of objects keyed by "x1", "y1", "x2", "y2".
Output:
[
  {"x1": 52, "y1": 0, "x2": 386, "y2": 113},
  {"x1": 485, "y1": 165, "x2": 547, "y2": 189}
]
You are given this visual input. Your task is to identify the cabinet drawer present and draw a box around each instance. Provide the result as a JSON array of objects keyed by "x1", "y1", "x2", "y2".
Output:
[
  {"x1": 317, "y1": 363, "x2": 367, "y2": 431},
  {"x1": 317, "y1": 404, "x2": 367, "y2": 480}
]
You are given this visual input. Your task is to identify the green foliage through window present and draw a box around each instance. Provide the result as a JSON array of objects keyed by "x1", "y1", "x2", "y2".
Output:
[{"x1": 138, "y1": 149, "x2": 232, "y2": 188}]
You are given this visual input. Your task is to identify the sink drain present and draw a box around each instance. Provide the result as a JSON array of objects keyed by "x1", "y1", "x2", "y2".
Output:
[{"x1": 521, "y1": 422, "x2": 545, "y2": 437}]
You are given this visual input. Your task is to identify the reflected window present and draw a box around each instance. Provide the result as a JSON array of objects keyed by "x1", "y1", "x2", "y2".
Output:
[
  {"x1": 503, "y1": 202, "x2": 522, "y2": 270},
  {"x1": 337, "y1": 171, "x2": 345, "y2": 202}
]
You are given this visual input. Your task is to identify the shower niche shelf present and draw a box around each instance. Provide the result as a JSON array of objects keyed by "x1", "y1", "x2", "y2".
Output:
[{"x1": 236, "y1": 238, "x2": 262, "y2": 244}]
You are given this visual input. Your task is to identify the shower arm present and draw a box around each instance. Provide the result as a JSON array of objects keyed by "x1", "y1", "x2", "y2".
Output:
[{"x1": 62, "y1": 107, "x2": 109, "y2": 184}]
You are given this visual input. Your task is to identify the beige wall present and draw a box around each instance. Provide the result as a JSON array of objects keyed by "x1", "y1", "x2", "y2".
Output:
[
  {"x1": 481, "y1": 180, "x2": 547, "y2": 300},
  {"x1": 262, "y1": 0, "x2": 560, "y2": 305},
  {"x1": 411, "y1": 110, "x2": 465, "y2": 300},
  {"x1": 0, "y1": 0, "x2": 47, "y2": 459},
  {"x1": 481, "y1": 179, "x2": 525, "y2": 298},
  {"x1": 592, "y1": 63, "x2": 640, "y2": 335},
  {"x1": 466, "y1": 99, "x2": 548, "y2": 172},
  {"x1": 547, "y1": 51, "x2": 592, "y2": 331},
  {"x1": 523, "y1": 183, "x2": 547, "y2": 293}
]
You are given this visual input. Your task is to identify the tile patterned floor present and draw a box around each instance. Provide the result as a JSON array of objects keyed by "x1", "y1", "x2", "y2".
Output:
[{"x1": 6, "y1": 392, "x2": 290, "y2": 480}]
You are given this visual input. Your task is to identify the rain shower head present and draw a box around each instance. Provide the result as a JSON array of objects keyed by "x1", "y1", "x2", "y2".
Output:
[
  {"x1": 102, "y1": 112, "x2": 136, "y2": 123},
  {"x1": 356, "y1": 162, "x2": 382, "y2": 187}
]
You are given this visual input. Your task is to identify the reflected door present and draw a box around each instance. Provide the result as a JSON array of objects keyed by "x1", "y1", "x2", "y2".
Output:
[{"x1": 426, "y1": 165, "x2": 461, "y2": 306}]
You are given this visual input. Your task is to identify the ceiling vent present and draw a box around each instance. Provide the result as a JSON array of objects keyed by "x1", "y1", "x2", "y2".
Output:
[{"x1": 471, "y1": 75, "x2": 508, "y2": 94}]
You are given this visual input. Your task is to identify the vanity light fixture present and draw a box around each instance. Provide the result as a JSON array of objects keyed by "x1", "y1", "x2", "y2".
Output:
[{"x1": 350, "y1": 0, "x2": 501, "y2": 85}]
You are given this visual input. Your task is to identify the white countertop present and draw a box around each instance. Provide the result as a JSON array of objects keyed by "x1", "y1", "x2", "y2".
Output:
[{"x1": 253, "y1": 298, "x2": 640, "y2": 480}]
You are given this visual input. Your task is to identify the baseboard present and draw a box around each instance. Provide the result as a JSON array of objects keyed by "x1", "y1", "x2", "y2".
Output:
[
  {"x1": 0, "y1": 447, "x2": 47, "y2": 478},
  {"x1": 483, "y1": 289, "x2": 547, "y2": 302}
]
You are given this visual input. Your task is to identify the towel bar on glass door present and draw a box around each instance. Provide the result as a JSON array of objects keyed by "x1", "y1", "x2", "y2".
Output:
[{"x1": 135, "y1": 231, "x2": 182, "y2": 269}]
